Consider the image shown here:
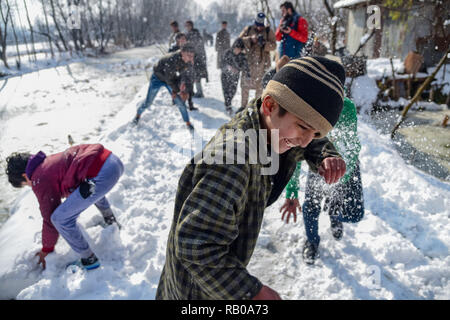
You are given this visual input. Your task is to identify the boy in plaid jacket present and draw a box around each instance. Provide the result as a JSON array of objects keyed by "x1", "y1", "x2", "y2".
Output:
[{"x1": 157, "y1": 56, "x2": 347, "y2": 300}]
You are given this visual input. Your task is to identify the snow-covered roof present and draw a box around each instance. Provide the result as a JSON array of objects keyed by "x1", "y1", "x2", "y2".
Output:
[{"x1": 334, "y1": 0, "x2": 370, "y2": 9}]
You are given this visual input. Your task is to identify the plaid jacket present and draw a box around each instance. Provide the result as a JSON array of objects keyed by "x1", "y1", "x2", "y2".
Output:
[{"x1": 156, "y1": 99, "x2": 341, "y2": 300}]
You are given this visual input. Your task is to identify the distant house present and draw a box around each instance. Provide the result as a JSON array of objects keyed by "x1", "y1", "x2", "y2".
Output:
[{"x1": 334, "y1": 0, "x2": 449, "y2": 68}]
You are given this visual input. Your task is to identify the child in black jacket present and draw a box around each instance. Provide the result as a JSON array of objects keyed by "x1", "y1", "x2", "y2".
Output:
[{"x1": 220, "y1": 38, "x2": 251, "y2": 115}]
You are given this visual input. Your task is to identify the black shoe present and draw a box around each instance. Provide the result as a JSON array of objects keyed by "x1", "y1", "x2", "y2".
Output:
[
  {"x1": 189, "y1": 105, "x2": 199, "y2": 111},
  {"x1": 80, "y1": 253, "x2": 100, "y2": 270},
  {"x1": 193, "y1": 92, "x2": 204, "y2": 98},
  {"x1": 302, "y1": 240, "x2": 319, "y2": 265},
  {"x1": 330, "y1": 216, "x2": 344, "y2": 241},
  {"x1": 187, "y1": 123, "x2": 194, "y2": 131}
]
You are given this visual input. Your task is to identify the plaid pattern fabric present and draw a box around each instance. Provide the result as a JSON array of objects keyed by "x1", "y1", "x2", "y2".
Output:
[{"x1": 156, "y1": 99, "x2": 340, "y2": 300}]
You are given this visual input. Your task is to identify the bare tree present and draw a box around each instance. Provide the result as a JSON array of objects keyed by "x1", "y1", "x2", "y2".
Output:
[
  {"x1": 23, "y1": 0, "x2": 38, "y2": 61},
  {"x1": 323, "y1": 0, "x2": 338, "y2": 55},
  {"x1": 6, "y1": 0, "x2": 21, "y2": 68},
  {"x1": 40, "y1": 0, "x2": 55, "y2": 58},
  {"x1": 14, "y1": 0, "x2": 32, "y2": 62},
  {"x1": 0, "y1": 0, "x2": 11, "y2": 68},
  {"x1": 49, "y1": 0, "x2": 69, "y2": 51}
]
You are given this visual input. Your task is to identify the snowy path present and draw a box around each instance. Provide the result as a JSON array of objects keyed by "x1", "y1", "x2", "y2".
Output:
[{"x1": 0, "y1": 45, "x2": 449, "y2": 299}]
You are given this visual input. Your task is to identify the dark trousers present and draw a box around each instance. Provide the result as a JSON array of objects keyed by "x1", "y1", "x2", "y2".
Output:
[
  {"x1": 221, "y1": 71, "x2": 239, "y2": 107},
  {"x1": 302, "y1": 162, "x2": 364, "y2": 245}
]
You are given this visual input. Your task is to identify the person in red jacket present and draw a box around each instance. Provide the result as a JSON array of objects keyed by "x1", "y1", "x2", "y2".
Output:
[
  {"x1": 5, "y1": 144, "x2": 123, "y2": 270},
  {"x1": 275, "y1": 1, "x2": 308, "y2": 59}
]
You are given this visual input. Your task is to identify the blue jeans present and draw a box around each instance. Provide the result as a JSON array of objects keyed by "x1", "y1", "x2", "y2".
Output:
[
  {"x1": 50, "y1": 153, "x2": 124, "y2": 258},
  {"x1": 302, "y1": 162, "x2": 364, "y2": 245},
  {"x1": 278, "y1": 40, "x2": 304, "y2": 60},
  {"x1": 137, "y1": 74, "x2": 190, "y2": 123}
]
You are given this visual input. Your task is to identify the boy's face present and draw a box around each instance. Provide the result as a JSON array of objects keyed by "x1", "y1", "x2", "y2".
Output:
[
  {"x1": 261, "y1": 96, "x2": 319, "y2": 154},
  {"x1": 181, "y1": 51, "x2": 195, "y2": 64},
  {"x1": 281, "y1": 6, "x2": 292, "y2": 17},
  {"x1": 178, "y1": 36, "x2": 187, "y2": 47}
]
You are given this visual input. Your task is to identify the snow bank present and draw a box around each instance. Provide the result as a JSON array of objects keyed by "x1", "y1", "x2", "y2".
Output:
[{"x1": 367, "y1": 58, "x2": 406, "y2": 80}]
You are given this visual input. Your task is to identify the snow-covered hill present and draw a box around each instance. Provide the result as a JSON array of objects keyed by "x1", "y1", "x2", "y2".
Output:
[{"x1": 0, "y1": 46, "x2": 448, "y2": 299}]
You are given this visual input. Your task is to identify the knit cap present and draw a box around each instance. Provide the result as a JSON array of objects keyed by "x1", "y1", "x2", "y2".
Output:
[
  {"x1": 255, "y1": 12, "x2": 266, "y2": 27},
  {"x1": 262, "y1": 56, "x2": 346, "y2": 138}
]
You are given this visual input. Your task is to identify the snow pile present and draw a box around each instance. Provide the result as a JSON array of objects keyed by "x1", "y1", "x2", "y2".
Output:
[
  {"x1": 366, "y1": 58, "x2": 406, "y2": 80},
  {"x1": 0, "y1": 46, "x2": 449, "y2": 300},
  {"x1": 377, "y1": 98, "x2": 448, "y2": 111},
  {"x1": 334, "y1": 0, "x2": 368, "y2": 9}
]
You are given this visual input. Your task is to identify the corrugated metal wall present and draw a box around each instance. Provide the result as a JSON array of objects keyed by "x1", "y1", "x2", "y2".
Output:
[{"x1": 344, "y1": 3, "x2": 445, "y2": 67}]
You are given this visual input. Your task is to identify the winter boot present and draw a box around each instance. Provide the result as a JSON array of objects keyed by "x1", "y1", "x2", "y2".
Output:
[
  {"x1": 66, "y1": 253, "x2": 100, "y2": 271},
  {"x1": 188, "y1": 99, "x2": 198, "y2": 111},
  {"x1": 330, "y1": 215, "x2": 344, "y2": 241},
  {"x1": 81, "y1": 253, "x2": 100, "y2": 270},
  {"x1": 186, "y1": 122, "x2": 195, "y2": 132},
  {"x1": 302, "y1": 240, "x2": 319, "y2": 265}
]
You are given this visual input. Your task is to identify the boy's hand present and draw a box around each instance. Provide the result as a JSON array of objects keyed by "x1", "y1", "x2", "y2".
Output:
[
  {"x1": 179, "y1": 91, "x2": 189, "y2": 101},
  {"x1": 282, "y1": 26, "x2": 292, "y2": 34},
  {"x1": 35, "y1": 251, "x2": 49, "y2": 270},
  {"x1": 252, "y1": 285, "x2": 282, "y2": 300},
  {"x1": 280, "y1": 199, "x2": 301, "y2": 224},
  {"x1": 318, "y1": 157, "x2": 346, "y2": 184}
]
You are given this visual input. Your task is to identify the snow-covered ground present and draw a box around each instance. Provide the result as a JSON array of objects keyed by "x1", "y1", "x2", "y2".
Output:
[
  {"x1": 0, "y1": 45, "x2": 449, "y2": 300},
  {"x1": 0, "y1": 46, "x2": 160, "y2": 225}
]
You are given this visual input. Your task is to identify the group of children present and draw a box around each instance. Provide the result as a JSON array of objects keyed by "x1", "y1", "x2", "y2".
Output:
[{"x1": 5, "y1": 22, "x2": 365, "y2": 299}]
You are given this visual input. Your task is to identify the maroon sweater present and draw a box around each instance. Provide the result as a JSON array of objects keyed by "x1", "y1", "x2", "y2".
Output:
[{"x1": 27, "y1": 144, "x2": 111, "y2": 253}]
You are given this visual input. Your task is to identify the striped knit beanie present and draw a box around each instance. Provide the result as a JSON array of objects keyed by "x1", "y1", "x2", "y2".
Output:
[{"x1": 262, "y1": 56, "x2": 346, "y2": 138}]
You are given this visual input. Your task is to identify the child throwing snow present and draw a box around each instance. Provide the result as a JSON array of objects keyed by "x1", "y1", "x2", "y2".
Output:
[
  {"x1": 133, "y1": 45, "x2": 196, "y2": 131},
  {"x1": 220, "y1": 38, "x2": 251, "y2": 115},
  {"x1": 5, "y1": 144, "x2": 123, "y2": 270},
  {"x1": 280, "y1": 95, "x2": 364, "y2": 265}
]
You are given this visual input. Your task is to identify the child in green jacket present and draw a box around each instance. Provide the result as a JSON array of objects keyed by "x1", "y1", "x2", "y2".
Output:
[{"x1": 280, "y1": 97, "x2": 364, "y2": 265}]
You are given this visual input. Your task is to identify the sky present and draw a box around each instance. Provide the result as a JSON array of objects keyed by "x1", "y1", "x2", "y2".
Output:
[{"x1": 193, "y1": 0, "x2": 217, "y2": 9}]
